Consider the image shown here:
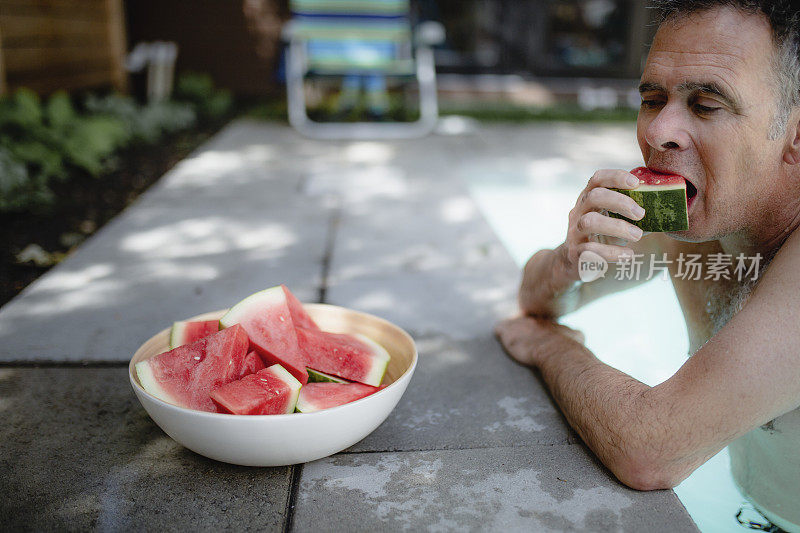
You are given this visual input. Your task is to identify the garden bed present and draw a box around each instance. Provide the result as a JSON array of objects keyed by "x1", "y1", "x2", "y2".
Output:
[{"x1": 0, "y1": 123, "x2": 224, "y2": 307}]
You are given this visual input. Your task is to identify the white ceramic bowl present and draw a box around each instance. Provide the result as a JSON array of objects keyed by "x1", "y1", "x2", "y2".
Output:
[{"x1": 129, "y1": 303, "x2": 417, "y2": 466}]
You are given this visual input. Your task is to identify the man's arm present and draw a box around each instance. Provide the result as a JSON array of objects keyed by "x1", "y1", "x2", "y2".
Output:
[
  {"x1": 519, "y1": 235, "x2": 665, "y2": 318},
  {"x1": 498, "y1": 230, "x2": 800, "y2": 489},
  {"x1": 519, "y1": 169, "x2": 665, "y2": 319}
]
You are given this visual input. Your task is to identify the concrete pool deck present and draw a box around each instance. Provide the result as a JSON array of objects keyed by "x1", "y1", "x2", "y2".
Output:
[{"x1": 0, "y1": 120, "x2": 697, "y2": 531}]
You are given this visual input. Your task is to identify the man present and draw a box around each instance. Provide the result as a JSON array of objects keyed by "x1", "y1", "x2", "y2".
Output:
[{"x1": 495, "y1": 1, "x2": 800, "y2": 530}]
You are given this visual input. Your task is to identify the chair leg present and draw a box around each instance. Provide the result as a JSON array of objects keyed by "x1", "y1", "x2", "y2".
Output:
[
  {"x1": 415, "y1": 45, "x2": 439, "y2": 134},
  {"x1": 286, "y1": 40, "x2": 312, "y2": 133}
]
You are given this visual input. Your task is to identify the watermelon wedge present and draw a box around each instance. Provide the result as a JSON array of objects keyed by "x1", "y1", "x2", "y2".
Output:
[
  {"x1": 136, "y1": 325, "x2": 250, "y2": 412},
  {"x1": 296, "y1": 382, "x2": 381, "y2": 413},
  {"x1": 282, "y1": 285, "x2": 319, "y2": 331},
  {"x1": 610, "y1": 167, "x2": 689, "y2": 232},
  {"x1": 220, "y1": 286, "x2": 309, "y2": 384},
  {"x1": 296, "y1": 327, "x2": 390, "y2": 387},
  {"x1": 307, "y1": 368, "x2": 349, "y2": 383},
  {"x1": 169, "y1": 319, "x2": 220, "y2": 349},
  {"x1": 211, "y1": 364, "x2": 302, "y2": 415}
]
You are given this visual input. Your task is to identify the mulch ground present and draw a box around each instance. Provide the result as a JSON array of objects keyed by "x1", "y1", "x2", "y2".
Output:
[{"x1": 0, "y1": 123, "x2": 228, "y2": 308}]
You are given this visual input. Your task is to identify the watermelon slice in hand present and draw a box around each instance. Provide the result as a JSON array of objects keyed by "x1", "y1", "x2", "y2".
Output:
[
  {"x1": 297, "y1": 327, "x2": 390, "y2": 387},
  {"x1": 136, "y1": 324, "x2": 251, "y2": 412},
  {"x1": 211, "y1": 364, "x2": 302, "y2": 415},
  {"x1": 220, "y1": 286, "x2": 309, "y2": 384},
  {"x1": 169, "y1": 319, "x2": 220, "y2": 349},
  {"x1": 296, "y1": 382, "x2": 382, "y2": 413},
  {"x1": 610, "y1": 167, "x2": 690, "y2": 232}
]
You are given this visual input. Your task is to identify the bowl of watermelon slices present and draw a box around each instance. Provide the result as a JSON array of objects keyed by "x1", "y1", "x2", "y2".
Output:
[{"x1": 129, "y1": 285, "x2": 417, "y2": 467}]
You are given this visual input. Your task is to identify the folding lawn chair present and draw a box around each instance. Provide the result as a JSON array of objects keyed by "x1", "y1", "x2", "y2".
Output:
[{"x1": 284, "y1": 0, "x2": 444, "y2": 139}]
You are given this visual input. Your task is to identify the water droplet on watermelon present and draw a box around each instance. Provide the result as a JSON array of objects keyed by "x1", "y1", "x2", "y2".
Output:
[
  {"x1": 279, "y1": 316, "x2": 285, "y2": 322},
  {"x1": 193, "y1": 356, "x2": 201, "y2": 361}
]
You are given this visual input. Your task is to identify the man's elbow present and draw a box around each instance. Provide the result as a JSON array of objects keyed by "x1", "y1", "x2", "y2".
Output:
[{"x1": 610, "y1": 454, "x2": 689, "y2": 491}]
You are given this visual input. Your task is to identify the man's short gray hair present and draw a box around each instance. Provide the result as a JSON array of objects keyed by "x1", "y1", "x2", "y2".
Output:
[{"x1": 651, "y1": 1, "x2": 800, "y2": 139}]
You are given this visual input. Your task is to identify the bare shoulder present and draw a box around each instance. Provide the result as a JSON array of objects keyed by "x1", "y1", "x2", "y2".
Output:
[{"x1": 753, "y1": 226, "x2": 800, "y2": 287}]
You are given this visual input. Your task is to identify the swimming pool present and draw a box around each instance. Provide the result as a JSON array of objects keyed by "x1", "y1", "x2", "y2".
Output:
[{"x1": 459, "y1": 123, "x2": 752, "y2": 533}]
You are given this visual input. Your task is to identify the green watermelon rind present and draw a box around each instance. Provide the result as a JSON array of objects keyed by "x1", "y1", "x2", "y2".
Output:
[
  {"x1": 307, "y1": 368, "x2": 350, "y2": 383},
  {"x1": 219, "y1": 286, "x2": 285, "y2": 329},
  {"x1": 609, "y1": 186, "x2": 688, "y2": 232},
  {"x1": 353, "y1": 333, "x2": 390, "y2": 387},
  {"x1": 136, "y1": 359, "x2": 176, "y2": 405},
  {"x1": 295, "y1": 395, "x2": 315, "y2": 413},
  {"x1": 263, "y1": 364, "x2": 303, "y2": 414},
  {"x1": 169, "y1": 321, "x2": 185, "y2": 350}
]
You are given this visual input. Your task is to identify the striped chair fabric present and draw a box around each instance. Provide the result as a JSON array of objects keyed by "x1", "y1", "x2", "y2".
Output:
[{"x1": 290, "y1": 0, "x2": 415, "y2": 74}]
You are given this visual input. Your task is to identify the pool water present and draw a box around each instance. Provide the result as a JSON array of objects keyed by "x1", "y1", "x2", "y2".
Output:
[{"x1": 460, "y1": 130, "x2": 753, "y2": 533}]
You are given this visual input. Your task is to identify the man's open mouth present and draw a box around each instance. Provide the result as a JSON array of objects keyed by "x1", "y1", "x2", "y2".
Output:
[{"x1": 685, "y1": 178, "x2": 698, "y2": 210}]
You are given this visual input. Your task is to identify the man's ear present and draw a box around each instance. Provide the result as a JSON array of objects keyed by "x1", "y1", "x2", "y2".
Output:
[{"x1": 783, "y1": 110, "x2": 800, "y2": 165}]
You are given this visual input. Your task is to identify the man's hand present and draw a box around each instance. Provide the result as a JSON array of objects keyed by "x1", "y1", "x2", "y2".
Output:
[
  {"x1": 564, "y1": 169, "x2": 647, "y2": 267},
  {"x1": 494, "y1": 316, "x2": 586, "y2": 367},
  {"x1": 518, "y1": 169, "x2": 654, "y2": 318}
]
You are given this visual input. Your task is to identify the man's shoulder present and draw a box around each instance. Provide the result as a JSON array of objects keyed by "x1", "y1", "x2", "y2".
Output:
[{"x1": 760, "y1": 225, "x2": 800, "y2": 277}]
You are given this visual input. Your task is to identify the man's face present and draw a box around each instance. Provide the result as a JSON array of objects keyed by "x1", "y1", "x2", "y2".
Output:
[{"x1": 637, "y1": 7, "x2": 786, "y2": 242}]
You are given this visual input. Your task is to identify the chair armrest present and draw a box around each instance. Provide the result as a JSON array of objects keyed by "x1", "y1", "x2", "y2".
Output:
[{"x1": 415, "y1": 21, "x2": 445, "y2": 47}]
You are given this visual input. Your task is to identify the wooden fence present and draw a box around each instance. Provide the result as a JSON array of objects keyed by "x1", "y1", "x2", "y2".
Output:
[{"x1": 0, "y1": 0, "x2": 127, "y2": 95}]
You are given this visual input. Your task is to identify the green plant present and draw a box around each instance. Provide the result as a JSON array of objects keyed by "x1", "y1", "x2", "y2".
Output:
[
  {"x1": 0, "y1": 146, "x2": 53, "y2": 211},
  {"x1": 0, "y1": 90, "x2": 132, "y2": 212},
  {"x1": 0, "y1": 80, "x2": 219, "y2": 214},
  {"x1": 174, "y1": 72, "x2": 233, "y2": 121},
  {"x1": 0, "y1": 90, "x2": 130, "y2": 177},
  {"x1": 84, "y1": 94, "x2": 196, "y2": 144}
]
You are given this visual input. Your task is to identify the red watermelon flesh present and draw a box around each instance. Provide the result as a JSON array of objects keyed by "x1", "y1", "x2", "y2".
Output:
[
  {"x1": 211, "y1": 364, "x2": 302, "y2": 415},
  {"x1": 295, "y1": 382, "x2": 381, "y2": 413},
  {"x1": 242, "y1": 350, "x2": 266, "y2": 375},
  {"x1": 282, "y1": 285, "x2": 319, "y2": 331},
  {"x1": 220, "y1": 286, "x2": 309, "y2": 384},
  {"x1": 296, "y1": 327, "x2": 390, "y2": 387},
  {"x1": 631, "y1": 166, "x2": 697, "y2": 210},
  {"x1": 136, "y1": 324, "x2": 250, "y2": 412},
  {"x1": 169, "y1": 319, "x2": 220, "y2": 349},
  {"x1": 631, "y1": 166, "x2": 685, "y2": 186}
]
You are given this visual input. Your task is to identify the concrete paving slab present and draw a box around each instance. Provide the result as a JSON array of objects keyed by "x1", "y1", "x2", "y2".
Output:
[
  {"x1": 316, "y1": 155, "x2": 520, "y2": 339},
  {"x1": 0, "y1": 367, "x2": 292, "y2": 531},
  {"x1": 348, "y1": 333, "x2": 576, "y2": 452},
  {"x1": 293, "y1": 446, "x2": 697, "y2": 532},
  {"x1": 324, "y1": 197, "x2": 520, "y2": 340}
]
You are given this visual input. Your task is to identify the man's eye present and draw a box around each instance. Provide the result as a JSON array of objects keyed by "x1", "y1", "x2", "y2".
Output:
[
  {"x1": 640, "y1": 99, "x2": 663, "y2": 109},
  {"x1": 694, "y1": 104, "x2": 721, "y2": 114}
]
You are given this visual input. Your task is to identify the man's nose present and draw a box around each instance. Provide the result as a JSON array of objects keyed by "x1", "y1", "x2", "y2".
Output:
[{"x1": 644, "y1": 103, "x2": 691, "y2": 151}]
